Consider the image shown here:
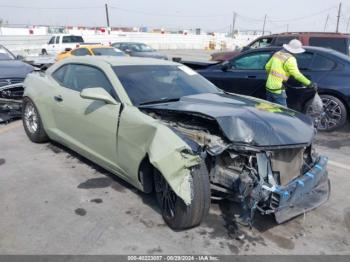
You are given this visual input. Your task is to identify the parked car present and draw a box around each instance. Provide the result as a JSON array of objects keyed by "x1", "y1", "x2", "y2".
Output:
[
  {"x1": 211, "y1": 32, "x2": 350, "y2": 61},
  {"x1": 188, "y1": 46, "x2": 350, "y2": 131},
  {"x1": 22, "y1": 56, "x2": 329, "y2": 229},
  {"x1": 112, "y1": 42, "x2": 168, "y2": 60},
  {"x1": 41, "y1": 34, "x2": 85, "y2": 55},
  {"x1": 0, "y1": 44, "x2": 34, "y2": 123},
  {"x1": 56, "y1": 45, "x2": 125, "y2": 61}
]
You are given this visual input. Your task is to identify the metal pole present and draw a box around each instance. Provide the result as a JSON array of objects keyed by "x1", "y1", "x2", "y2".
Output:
[
  {"x1": 324, "y1": 14, "x2": 329, "y2": 32},
  {"x1": 336, "y1": 2, "x2": 342, "y2": 33},
  {"x1": 262, "y1": 14, "x2": 267, "y2": 35},
  {"x1": 232, "y1": 12, "x2": 236, "y2": 38},
  {"x1": 105, "y1": 3, "x2": 110, "y2": 34}
]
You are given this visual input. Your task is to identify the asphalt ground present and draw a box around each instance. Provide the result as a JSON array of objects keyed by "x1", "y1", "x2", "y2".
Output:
[{"x1": 1, "y1": 50, "x2": 350, "y2": 255}]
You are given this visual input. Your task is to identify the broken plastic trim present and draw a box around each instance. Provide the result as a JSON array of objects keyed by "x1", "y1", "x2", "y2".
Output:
[{"x1": 268, "y1": 156, "x2": 329, "y2": 223}]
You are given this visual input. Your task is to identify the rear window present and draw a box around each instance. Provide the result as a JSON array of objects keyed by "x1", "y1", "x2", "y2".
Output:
[
  {"x1": 62, "y1": 35, "x2": 84, "y2": 43},
  {"x1": 92, "y1": 48, "x2": 125, "y2": 56},
  {"x1": 295, "y1": 52, "x2": 313, "y2": 70},
  {"x1": 309, "y1": 37, "x2": 347, "y2": 54},
  {"x1": 310, "y1": 54, "x2": 336, "y2": 71}
]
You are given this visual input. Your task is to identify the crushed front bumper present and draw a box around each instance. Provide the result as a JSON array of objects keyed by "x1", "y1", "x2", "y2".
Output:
[{"x1": 272, "y1": 156, "x2": 330, "y2": 224}]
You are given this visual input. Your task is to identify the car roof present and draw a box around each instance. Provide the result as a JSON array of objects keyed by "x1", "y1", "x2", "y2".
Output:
[
  {"x1": 243, "y1": 45, "x2": 343, "y2": 54},
  {"x1": 113, "y1": 42, "x2": 145, "y2": 45},
  {"x1": 59, "y1": 56, "x2": 177, "y2": 66},
  {"x1": 240, "y1": 46, "x2": 350, "y2": 63},
  {"x1": 82, "y1": 45, "x2": 113, "y2": 50},
  {"x1": 261, "y1": 32, "x2": 350, "y2": 38}
]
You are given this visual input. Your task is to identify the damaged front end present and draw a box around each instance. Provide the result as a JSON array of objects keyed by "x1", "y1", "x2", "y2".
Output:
[
  {"x1": 0, "y1": 80, "x2": 24, "y2": 123},
  {"x1": 143, "y1": 108, "x2": 330, "y2": 225}
]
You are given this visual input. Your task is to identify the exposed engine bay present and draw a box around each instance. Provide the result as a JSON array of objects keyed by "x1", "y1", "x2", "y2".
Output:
[{"x1": 144, "y1": 109, "x2": 330, "y2": 225}]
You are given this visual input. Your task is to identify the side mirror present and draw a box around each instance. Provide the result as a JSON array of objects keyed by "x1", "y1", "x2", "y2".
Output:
[
  {"x1": 221, "y1": 61, "x2": 231, "y2": 72},
  {"x1": 16, "y1": 55, "x2": 24, "y2": 60},
  {"x1": 242, "y1": 46, "x2": 250, "y2": 52},
  {"x1": 80, "y1": 87, "x2": 118, "y2": 105}
]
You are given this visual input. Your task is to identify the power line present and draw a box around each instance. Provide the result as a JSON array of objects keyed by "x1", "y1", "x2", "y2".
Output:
[
  {"x1": 0, "y1": 5, "x2": 101, "y2": 10},
  {"x1": 109, "y1": 6, "x2": 230, "y2": 18},
  {"x1": 268, "y1": 6, "x2": 337, "y2": 22}
]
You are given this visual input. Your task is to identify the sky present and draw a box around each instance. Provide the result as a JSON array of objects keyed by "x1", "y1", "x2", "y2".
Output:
[{"x1": 0, "y1": 0, "x2": 349, "y2": 33}]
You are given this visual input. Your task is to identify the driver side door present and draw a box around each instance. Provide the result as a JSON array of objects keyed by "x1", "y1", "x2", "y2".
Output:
[{"x1": 50, "y1": 63, "x2": 124, "y2": 175}]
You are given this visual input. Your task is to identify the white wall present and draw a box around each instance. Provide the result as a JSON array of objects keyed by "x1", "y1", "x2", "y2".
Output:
[{"x1": 0, "y1": 32, "x2": 255, "y2": 55}]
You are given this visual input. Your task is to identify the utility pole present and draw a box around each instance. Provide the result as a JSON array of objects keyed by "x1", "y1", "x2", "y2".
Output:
[
  {"x1": 262, "y1": 14, "x2": 267, "y2": 35},
  {"x1": 336, "y1": 2, "x2": 342, "y2": 33},
  {"x1": 232, "y1": 12, "x2": 236, "y2": 38},
  {"x1": 105, "y1": 3, "x2": 110, "y2": 34},
  {"x1": 324, "y1": 14, "x2": 329, "y2": 32}
]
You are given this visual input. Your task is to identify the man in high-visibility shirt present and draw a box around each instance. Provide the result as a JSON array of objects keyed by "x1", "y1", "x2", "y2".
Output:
[{"x1": 265, "y1": 39, "x2": 317, "y2": 106}]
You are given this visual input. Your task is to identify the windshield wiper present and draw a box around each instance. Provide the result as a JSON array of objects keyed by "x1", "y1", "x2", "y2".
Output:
[{"x1": 139, "y1": 97, "x2": 180, "y2": 105}]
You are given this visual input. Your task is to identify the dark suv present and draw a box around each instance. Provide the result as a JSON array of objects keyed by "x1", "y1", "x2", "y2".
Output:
[{"x1": 211, "y1": 32, "x2": 350, "y2": 61}]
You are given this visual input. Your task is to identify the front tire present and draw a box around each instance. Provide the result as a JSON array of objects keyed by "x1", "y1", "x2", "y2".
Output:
[
  {"x1": 305, "y1": 94, "x2": 347, "y2": 132},
  {"x1": 154, "y1": 164, "x2": 210, "y2": 230},
  {"x1": 22, "y1": 97, "x2": 49, "y2": 143}
]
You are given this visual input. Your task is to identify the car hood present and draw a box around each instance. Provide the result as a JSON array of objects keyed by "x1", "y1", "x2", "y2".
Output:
[
  {"x1": 131, "y1": 51, "x2": 167, "y2": 59},
  {"x1": 140, "y1": 93, "x2": 315, "y2": 147},
  {"x1": 0, "y1": 60, "x2": 34, "y2": 79}
]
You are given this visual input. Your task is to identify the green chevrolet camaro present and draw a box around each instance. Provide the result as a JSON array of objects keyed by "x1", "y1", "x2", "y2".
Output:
[{"x1": 22, "y1": 56, "x2": 330, "y2": 229}]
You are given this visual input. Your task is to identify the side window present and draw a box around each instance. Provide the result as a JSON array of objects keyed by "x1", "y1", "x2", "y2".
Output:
[
  {"x1": 249, "y1": 38, "x2": 273, "y2": 49},
  {"x1": 62, "y1": 36, "x2": 84, "y2": 43},
  {"x1": 55, "y1": 36, "x2": 60, "y2": 44},
  {"x1": 232, "y1": 52, "x2": 272, "y2": 70},
  {"x1": 309, "y1": 37, "x2": 347, "y2": 54},
  {"x1": 48, "y1": 37, "x2": 55, "y2": 45},
  {"x1": 62, "y1": 64, "x2": 116, "y2": 97},
  {"x1": 71, "y1": 48, "x2": 90, "y2": 56},
  {"x1": 310, "y1": 54, "x2": 336, "y2": 71},
  {"x1": 294, "y1": 52, "x2": 313, "y2": 70},
  {"x1": 52, "y1": 65, "x2": 69, "y2": 84},
  {"x1": 274, "y1": 36, "x2": 296, "y2": 46}
]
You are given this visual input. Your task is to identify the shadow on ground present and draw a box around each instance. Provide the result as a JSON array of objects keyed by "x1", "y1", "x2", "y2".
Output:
[{"x1": 46, "y1": 141, "x2": 282, "y2": 247}]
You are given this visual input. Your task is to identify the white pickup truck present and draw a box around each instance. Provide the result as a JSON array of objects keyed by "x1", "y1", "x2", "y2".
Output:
[{"x1": 41, "y1": 34, "x2": 85, "y2": 55}]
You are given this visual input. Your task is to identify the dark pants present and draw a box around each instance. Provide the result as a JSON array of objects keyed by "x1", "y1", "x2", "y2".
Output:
[{"x1": 266, "y1": 90, "x2": 287, "y2": 107}]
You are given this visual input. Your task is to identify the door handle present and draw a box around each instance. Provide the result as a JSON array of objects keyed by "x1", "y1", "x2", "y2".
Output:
[
  {"x1": 54, "y1": 95, "x2": 63, "y2": 102},
  {"x1": 247, "y1": 75, "x2": 257, "y2": 79}
]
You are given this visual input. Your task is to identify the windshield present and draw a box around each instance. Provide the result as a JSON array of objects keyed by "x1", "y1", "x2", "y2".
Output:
[
  {"x1": 130, "y1": 44, "x2": 154, "y2": 52},
  {"x1": 0, "y1": 45, "x2": 15, "y2": 60},
  {"x1": 113, "y1": 65, "x2": 220, "y2": 105},
  {"x1": 92, "y1": 48, "x2": 125, "y2": 56}
]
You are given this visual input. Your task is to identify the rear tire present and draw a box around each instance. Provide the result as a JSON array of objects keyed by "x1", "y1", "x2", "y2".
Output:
[
  {"x1": 41, "y1": 49, "x2": 48, "y2": 55},
  {"x1": 154, "y1": 163, "x2": 210, "y2": 230},
  {"x1": 22, "y1": 97, "x2": 49, "y2": 143},
  {"x1": 304, "y1": 94, "x2": 347, "y2": 132}
]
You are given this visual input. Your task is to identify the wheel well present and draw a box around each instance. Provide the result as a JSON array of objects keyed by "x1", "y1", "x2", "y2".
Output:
[{"x1": 138, "y1": 155, "x2": 155, "y2": 194}]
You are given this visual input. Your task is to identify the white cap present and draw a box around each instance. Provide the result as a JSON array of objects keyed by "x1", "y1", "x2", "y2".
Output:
[{"x1": 283, "y1": 39, "x2": 305, "y2": 54}]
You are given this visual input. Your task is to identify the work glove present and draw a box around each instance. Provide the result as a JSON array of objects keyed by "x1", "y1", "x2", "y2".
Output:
[{"x1": 308, "y1": 82, "x2": 318, "y2": 92}]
